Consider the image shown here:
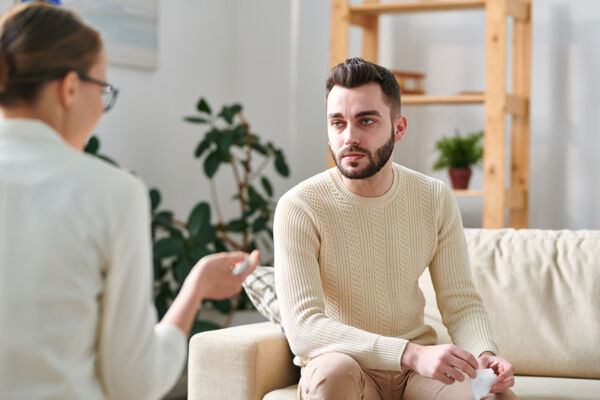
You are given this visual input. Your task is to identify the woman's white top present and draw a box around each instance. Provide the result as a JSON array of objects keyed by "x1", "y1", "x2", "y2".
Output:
[{"x1": 0, "y1": 119, "x2": 186, "y2": 399}]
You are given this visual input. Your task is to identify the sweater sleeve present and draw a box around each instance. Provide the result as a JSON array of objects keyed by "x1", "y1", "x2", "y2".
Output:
[
  {"x1": 97, "y1": 176, "x2": 186, "y2": 400},
  {"x1": 428, "y1": 183, "x2": 498, "y2": 357},
  {"x1": 274, "y1": 195, "x2": 408, "y2": 371}
]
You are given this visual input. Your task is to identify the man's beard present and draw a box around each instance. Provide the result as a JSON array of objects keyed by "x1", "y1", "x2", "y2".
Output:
[{"x1": 330, "y1": 129, "x2": 395, "y2": 180}]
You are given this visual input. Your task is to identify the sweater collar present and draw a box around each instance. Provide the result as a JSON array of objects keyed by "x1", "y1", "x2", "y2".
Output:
[{"x1": 327, "y1": 163, "x2": 403, "y2": 206}]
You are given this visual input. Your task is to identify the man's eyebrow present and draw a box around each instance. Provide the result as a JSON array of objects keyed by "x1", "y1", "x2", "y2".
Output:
[
  {"x1": 327, "y1": 110, "x2": 382, "y2": 119},
  {"x1": 355, "y1": 110, "x2": 382, "y2": 118}
]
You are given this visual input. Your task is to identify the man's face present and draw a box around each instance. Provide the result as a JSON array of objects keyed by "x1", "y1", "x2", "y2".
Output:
[{"x1": 327, "y1": 82, "x2": 403, "y2": 180}]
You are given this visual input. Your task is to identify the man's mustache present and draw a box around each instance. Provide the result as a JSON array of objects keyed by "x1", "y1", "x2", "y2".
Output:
[{"x1": 339, "y1": 146, "x2": 371, "y2": 157}]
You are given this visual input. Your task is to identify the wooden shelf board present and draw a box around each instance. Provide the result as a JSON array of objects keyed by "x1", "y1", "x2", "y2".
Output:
[
  {"x1": 349, "y1": 0, "x2": 486, "y2": 17},
  {"x1": 402, "y1": 94, "x2": 484, "y2": 105},
  {"x1": 453, "y1": 189, "x2": 484, "y2": 197}
]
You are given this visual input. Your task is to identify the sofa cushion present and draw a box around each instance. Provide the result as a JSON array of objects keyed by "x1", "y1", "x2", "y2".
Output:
[
  {"x1": 512, "y1": 376, "x2": 600, "y2": 399},
  {"x1": 421, "y1": 229, "x2": 600, "y2": 379}
]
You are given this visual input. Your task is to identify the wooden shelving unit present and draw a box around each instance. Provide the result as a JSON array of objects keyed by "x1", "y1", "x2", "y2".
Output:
[{"x1": 329, "y1": 0, "x2": 532, "y2": 228}]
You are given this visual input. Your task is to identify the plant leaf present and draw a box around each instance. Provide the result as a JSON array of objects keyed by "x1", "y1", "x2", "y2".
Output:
[
  {"x1": 213, "y1": 239, "x2": 228, "y2": 253},
  {"x1": 155, "y1": 289, "x2": 170, "y2": 319},
  {"x1": 252, "y1": 216, "x2": 268, "y2": 233},
  {"x1": 218, "y1": 103, "x2": 242, "y2": 125},
  {"x1": 191, "y1": 319, "x2": 222, "y2": 335},
  {"x1": 173, "y1": 257, "x2": 192, "y2": 286},
  {"x1": 184, "y1": 116, "x2": 209, "y2": 124},
  {"x1": 233, "y1": 124, "x2": 247, "y2": 146},
  {"x1": 149, "y1": 188, "x2": 161, "y2": 211},
  {"x1": 85, "y1": 136, "x2": 100, "y2": 154},
  {"x1": 204, "y1": 151, "x2": 221, "y2": 178},
  {"x1": 261, "y1": 176, "x2": 273, "y2": 197},
  {"x1": 187, "y1": 202, "x2": 211, "y2": 238},
  {"x1": 210, "y1": 299, "x2": 232, "y2": 314},
  {"x1": 217, "y1": 130, "x2": 234, "y2": 155},
  {"x1": 432, "y1": 130, "x2": 484, "y2": 170},
  {"x1": 251, "y1": 141, "x2": 268, "y2": 156},
  {"x1": 193, "y1": 224, "x2": 217, "y2": 246},
  {"x1": 226, "y1": 219, "x2": 247, "y2": 233},
  {"x1": 96, "y1": 154, "x2": 119, "y2": 166},
  {"x1": 153, "y1": 258, "x2": 166, "y2": 281},
  {"x1": 194, "y1": 139, "x2": 211, "y2": 158},
  {"x1": 154, "y1": 237, "x2": 185, "y2": 259},
  {"x1": 274, "y1": 152, "x2": 290, "y2": 177},
  {"x1": 196, "y1": 98, "x2": 211, "y2": 114},
  {"x1": 188, "y1": 245, "x2": 211, "y2": 263}
]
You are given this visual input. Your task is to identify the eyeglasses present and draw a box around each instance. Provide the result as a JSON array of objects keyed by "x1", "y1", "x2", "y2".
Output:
[{"x1": 76, "y1": 71, "x2": 119, "y2": 113}]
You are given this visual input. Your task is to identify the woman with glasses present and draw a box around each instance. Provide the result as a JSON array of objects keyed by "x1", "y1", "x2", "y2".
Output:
[{"x1": 0, "y1": 3, "x2": 259, "y2": 399}]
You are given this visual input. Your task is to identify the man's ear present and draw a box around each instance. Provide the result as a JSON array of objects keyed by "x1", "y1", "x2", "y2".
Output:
[
  {"x1": 393, "y1": 114, "x2": 407, "y2": 143},
  {"x1": 58, "y1": 71, "x2": 79, "y2": 110}
]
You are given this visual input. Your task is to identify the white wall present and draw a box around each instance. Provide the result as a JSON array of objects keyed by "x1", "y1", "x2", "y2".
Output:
[
  {"x1": 95, "y1": 0, "x2": 239, "y2": 221},
  {"x1": 2, "y1": 0, "x2": 598, "y2": 229}
]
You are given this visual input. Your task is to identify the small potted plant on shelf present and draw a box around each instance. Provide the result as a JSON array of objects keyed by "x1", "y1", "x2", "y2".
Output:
[{"x1": 432, "y1": 130, "x2": 483, "y2": 190}]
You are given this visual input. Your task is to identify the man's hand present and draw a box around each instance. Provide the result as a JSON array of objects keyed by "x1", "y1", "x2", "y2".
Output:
[
  {"x1": 478, "y1": 351, "x2": 515, "y2": 393},
  {"x1": 401, "y1": 343, "x2": 478, "y2": 385}
]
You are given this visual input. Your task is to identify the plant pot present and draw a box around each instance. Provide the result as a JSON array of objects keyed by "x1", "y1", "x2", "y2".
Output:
[{"x1": 448, "y1": 167, "x2": 472, "y2": 189}]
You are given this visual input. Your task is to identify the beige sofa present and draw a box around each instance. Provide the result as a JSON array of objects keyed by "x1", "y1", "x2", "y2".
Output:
[{"x1": 188, "y1": 229, "x2": 600, "y2": 399}]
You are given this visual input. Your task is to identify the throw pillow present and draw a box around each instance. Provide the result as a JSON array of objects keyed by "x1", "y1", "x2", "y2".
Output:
[{"x1": 243, "y1": 266, "x2": 282, "y2": 329}]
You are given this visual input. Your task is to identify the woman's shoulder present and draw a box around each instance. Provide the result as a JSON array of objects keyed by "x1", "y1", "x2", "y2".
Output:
[{"x1": 72, "y1": 152, "x2": 148, "y2": 208}]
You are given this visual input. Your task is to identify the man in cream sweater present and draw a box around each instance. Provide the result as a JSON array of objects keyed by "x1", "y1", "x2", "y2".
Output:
[{"x1": 273, "y1": 58, "x2": 517, "y2": 399}]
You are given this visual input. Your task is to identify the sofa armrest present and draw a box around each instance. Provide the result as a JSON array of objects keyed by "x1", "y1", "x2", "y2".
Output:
[{"x1": 188, "y1": 321, "x2": 299, "y2": 400}]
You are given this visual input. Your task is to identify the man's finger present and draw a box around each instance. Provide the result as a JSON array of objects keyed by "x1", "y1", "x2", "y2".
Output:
[
  {"x1": 490, "y1": 376, "x2": 514, "y2": 393},
  {"x1": 453, "y1": 347, "x2": 479, "y2": 370},
  {"x1": 435, "y1": 372, "x2": 455, "y2": 385},
  {"x1": 451, "y1": 356, "x2": 476, "y2": 379},
  {"x1": 444, "y1": 365, "x2": 465, "y2": 383},
  {"x1": 496, "y1": 361, "x2": 515, "y2": 381}
]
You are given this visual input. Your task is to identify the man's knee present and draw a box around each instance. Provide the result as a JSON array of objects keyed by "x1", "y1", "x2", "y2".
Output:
[{"x1": 299, "y1": 353, "x2": 364, "y2": 399}]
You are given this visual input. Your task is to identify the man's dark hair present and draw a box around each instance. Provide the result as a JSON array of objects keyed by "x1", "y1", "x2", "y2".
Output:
[{"x1": 325, "y1": 57, "x2": 401, "y2": 118}]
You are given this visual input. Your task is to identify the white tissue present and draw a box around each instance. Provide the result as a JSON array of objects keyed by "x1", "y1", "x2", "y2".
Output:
[{"x1": 470, "y1": 368, "x2": 497, "y2": 400}]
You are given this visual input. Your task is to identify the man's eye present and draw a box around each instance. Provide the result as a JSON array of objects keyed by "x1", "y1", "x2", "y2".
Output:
[
  {"x1": 361, "y1": 118, "x2": 374, "y2": 126},
  {"x1": 331, "y1": 120, "x2": 344, "y2": 128}
]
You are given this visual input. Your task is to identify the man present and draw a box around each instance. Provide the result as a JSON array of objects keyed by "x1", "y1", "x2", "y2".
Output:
[{"x1": 273, "y1": 58, "x2": 517, "y2": 399}]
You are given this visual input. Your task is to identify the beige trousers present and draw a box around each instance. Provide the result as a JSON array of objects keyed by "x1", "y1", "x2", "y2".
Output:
[{"x1": 298, "y1": 353, "x2": 518, "y2": 400}]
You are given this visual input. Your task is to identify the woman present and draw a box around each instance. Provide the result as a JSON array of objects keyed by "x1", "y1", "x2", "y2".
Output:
[{"x1": 0, "y1": 3, "x2": 258, "y2": 399}]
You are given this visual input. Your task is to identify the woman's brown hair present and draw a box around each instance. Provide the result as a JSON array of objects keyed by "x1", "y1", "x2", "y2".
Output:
[{"x1": 0, "y1": 2, "x2": 101, "y2": 106}]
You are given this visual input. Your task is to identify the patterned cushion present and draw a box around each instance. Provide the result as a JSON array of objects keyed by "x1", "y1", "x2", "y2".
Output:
[{"x1": 243, "y1": 266, "x2": 282, "y2": 329}]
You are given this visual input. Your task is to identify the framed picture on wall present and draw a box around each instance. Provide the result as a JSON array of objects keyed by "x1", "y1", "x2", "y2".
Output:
[{"x1": 17, "y1": 0, "x2": 158, "y2": 70}]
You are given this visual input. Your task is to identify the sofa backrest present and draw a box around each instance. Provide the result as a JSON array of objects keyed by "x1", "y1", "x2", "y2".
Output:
[{"x1": 419, "y1": 228, "x2": 600, "y2": 379}]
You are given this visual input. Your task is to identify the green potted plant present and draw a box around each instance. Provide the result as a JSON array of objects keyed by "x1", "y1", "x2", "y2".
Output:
[
  {"x1": 432, "y1": 130, "x2": 483, "y2": 190},
  {"x1": 85, "y1": 97, "x2": 290, "y2": 334},
  {"x1": 152, "y1": 97, "x2": 289, "y2": 333}
]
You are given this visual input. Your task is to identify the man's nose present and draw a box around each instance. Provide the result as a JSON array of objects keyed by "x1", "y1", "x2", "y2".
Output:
[{"x1": 343, "y1": 124, "x2": 360, "y2": 146}]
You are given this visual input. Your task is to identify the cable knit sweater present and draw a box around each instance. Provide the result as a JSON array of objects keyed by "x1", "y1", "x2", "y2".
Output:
[{"x1": 274, "y1": 163, "x2": 498, "y2": 371}]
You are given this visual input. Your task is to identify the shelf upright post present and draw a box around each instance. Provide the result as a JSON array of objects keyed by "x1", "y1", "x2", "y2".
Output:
[
  {"x1": 330, "y1": 0, "x2": 351, "y2": 68},
  {"x1": 509, "y1": 0, "x2": 531, "y2": 228},
  {"x1": 361, "y1": 0, "x2": 380, "y2": 63},
  {"x1": 483, "y1": 0, "x2": 509, "y2": 228}
]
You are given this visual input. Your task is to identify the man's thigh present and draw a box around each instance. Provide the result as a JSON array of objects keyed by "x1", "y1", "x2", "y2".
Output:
[
  {"x1": 298, "y1": 353, "x2": 409, "y2": 400},
  {"x1": 403, "y1": 372, "x2": 519, "y2": 400}
]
